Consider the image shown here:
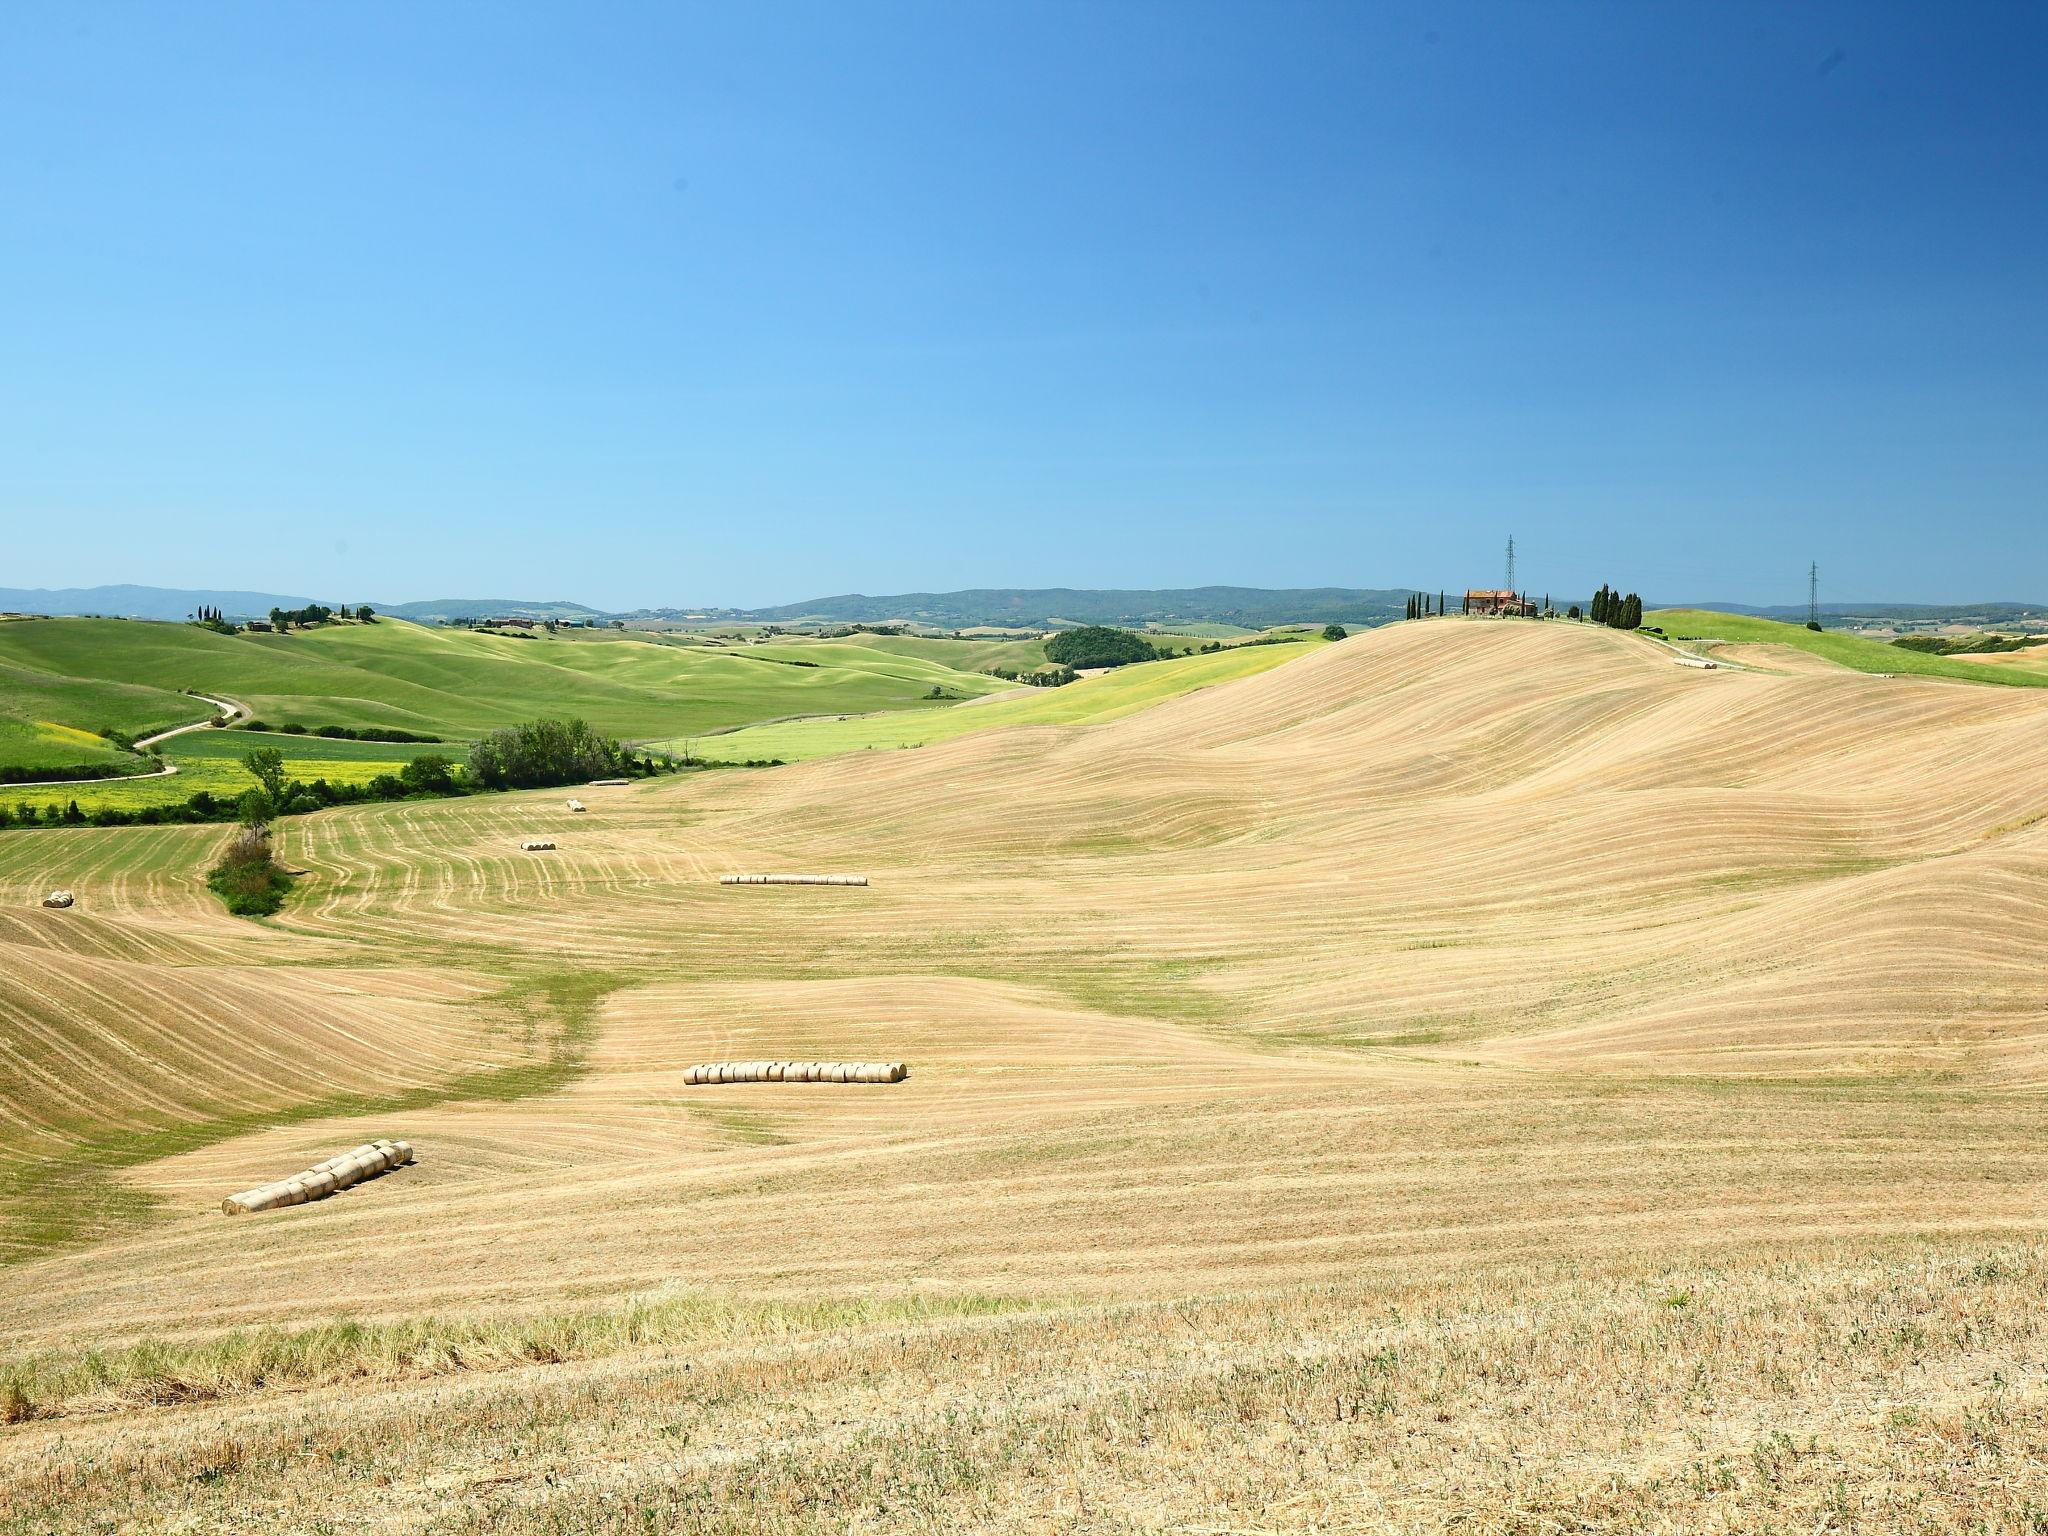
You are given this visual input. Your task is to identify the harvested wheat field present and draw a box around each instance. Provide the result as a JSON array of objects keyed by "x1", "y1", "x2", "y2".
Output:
[{"x1": 3, "y1": 617, "x2": 2046, "y2": 1534}]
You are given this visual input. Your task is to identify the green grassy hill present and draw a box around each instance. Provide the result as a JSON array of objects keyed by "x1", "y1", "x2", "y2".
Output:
[
  {"x1": 1649, "y1": 609, "x2": 2048, "y2": 688},
  {"x1": 666, "y1": 636, "x2": 1327, "y2": 763},
  {"x1": 0, "y1": 617, "x2": 1039, "y2": 807},
  {"x1": 0, "y1": 617, "x2": 1015, "y2": 749}
]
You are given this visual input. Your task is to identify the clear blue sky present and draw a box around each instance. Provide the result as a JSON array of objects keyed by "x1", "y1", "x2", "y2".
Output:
[{"x1": 3, "y1": 2, "x2": 2044, "y2": 608}]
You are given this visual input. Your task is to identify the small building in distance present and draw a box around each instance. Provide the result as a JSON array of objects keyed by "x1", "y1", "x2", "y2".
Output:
[{"x1": 1463, "y1": 589, "x2": 1538, "y2": 618}]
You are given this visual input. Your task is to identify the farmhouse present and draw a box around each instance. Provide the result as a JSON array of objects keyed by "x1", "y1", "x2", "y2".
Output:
[{"x1": 1463, "y1": 589, "x2": 1537, "y2": 618}]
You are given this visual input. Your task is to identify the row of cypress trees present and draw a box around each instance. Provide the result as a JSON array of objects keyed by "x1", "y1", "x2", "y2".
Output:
[
  {"x1": 1405, "y1": 592, "x2": 1447, "y2": 619},
  {"x1": 1590, "y1": 585, "x2": 1643, "y2": 629}
]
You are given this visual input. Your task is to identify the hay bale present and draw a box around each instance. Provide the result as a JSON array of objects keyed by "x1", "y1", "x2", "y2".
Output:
[
  {"x1": 222, "y1": 1138, "x2": 417, "y2": 1215},
  {"x1": 719, "y1": 874, "x2": 869, "y2": 887},
  {"x1": 566, "y1": 798, "x2": 587, "y2": 812},
  {"x1": 588, "y1": 778, "x2": 630, "y2": 787},
  {"x1": 519, "y1": 839, "x2": 556, "y2": 851},
  {"x1": 40, "y1": 890, "x2": 74, "y2": 909},
  {"x1": 683, "y1": 1060, "x2": 907, "y2": 1087}
]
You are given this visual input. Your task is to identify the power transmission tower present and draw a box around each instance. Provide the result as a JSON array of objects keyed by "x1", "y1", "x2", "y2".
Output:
[
  {"x1": 1809, "y1": 561, "x2": 1819, "y2": 627},
  {"x1": 1504, "y1": 535, "x2": 1516, "y2": 595}
]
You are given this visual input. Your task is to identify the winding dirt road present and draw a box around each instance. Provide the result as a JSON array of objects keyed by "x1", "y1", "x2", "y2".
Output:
[{"x1": 21, "y1": 694, "x2": 249, "y2": 789}]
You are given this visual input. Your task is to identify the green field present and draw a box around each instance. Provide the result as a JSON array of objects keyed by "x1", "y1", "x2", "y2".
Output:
[
  {"x1": 0, "y1": 628, "x2": 204, "y2": 775},
  {"x1": 663, "y1": 637, "x2": 1328, "y2": 762},
  {"x1": 0, "y1": 617, "x2": 1024, "y2": 791},
  {"x1": 1649, "y1": 609, "x2": 2048, "y2": 688}
]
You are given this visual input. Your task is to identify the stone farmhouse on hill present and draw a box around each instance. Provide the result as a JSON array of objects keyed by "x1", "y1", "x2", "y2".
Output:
[{"x1": 1463, "y1": 589, "x2": 1538, "y2": 618}]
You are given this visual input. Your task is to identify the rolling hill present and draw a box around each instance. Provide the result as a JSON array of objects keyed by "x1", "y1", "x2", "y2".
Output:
[
  {"x1": 2, "y1": 615, "x2": 2045, "y2": 1531},
  {"x1": 1651, "y1": 607, "x2": 2048, "y2": 686},
  {"x1": 0, "y1": 616, "x2": 1020, "y2": 792}
]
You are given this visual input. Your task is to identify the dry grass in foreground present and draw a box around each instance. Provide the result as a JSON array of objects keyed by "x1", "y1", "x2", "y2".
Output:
[{"x1": 2, "y1": 1244, "x2": 2042, "y2": 1533}]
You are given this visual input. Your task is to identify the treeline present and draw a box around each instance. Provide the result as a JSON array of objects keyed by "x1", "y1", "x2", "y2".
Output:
[
  {"x1": 1405, "y1": 593, "x2": 1447, "y2": 619},
  {"x1": 1, "y1": 760, "x2": 156, "y2": 786},
  {"x1": 266, "y1": 603, "x2": 376, "y2": 630},
  {"x1": 1588, "y1": 585, "x2": 1643, "y2": 630},
  {"x1": 0, "y1": 718, "x2": 673, "y2": 834},
  {"x1": 242, "y1": 721, "x2": 444, "y2": 742},
  {"x1": 466, "y1": 718, "x2": 639, "y2": 790},
  {"x1": 1892, "y1": 633, "x2": 2044, "y2": 656},
  {"x1": 988, "y1": 665, "x2": 1078, "y2": 686},
  {"x1": 188, "y1": 603, "x2": 376, "y2": 634}
]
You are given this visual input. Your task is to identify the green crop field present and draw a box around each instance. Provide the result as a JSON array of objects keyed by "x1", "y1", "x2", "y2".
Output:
[
  {"x1": 0, "y1": 617, "x2": 1021, "y2": 791},
  {"x1": 1649, "y1": 609, "x2": 2048, "y2": 688},
  {"x1": 663, "y1": 636, "x2": 1327, "y2": 762}
]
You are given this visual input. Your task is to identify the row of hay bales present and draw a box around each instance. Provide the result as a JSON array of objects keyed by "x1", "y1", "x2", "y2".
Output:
[
  {"x1": 719, "y1": 874, "x2": 868, "y2": 886},
  {"x1": 222, "y1": 1138, "x2": 414, "y2": 1215},
  {"x1": 684, "y1": 1060, "x2": 907, "y2": 1085}
]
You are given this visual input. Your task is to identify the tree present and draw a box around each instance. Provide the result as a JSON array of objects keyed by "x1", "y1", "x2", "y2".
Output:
[
  {"x1": 1568, "y1": 604, "x2": 1582, "y2": 621},
  {"x1": 1321, "y1": 623, "x2": 1347, "y2": 641},
  {"x1": 240, "y1": 746, "x2": 288, "y2": 804},
  {"x1": 355, "y1": 604, "x2": 376, "y2": 622},
  {"x1": 399, "y1": 754, "x2": 459, "y2": 795},
  {"x1": 269, "y1": 607, "x2": 286, "y2": 632}
]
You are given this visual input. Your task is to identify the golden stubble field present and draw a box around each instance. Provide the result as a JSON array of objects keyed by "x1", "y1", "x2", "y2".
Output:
[{"x1": 1, "y1": 617, "x2": 2044, "y2": 1532}]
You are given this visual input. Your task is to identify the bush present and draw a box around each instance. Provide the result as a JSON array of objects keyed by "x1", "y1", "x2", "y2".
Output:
[
  {"x1": 1321, "y1": 624, "x2": 1348, "y2": 641},
  {"x1": 466, "y1": 718, "x2": 630, "y2": 790},
  {"x1": 1044, "y1": 626, "x2": 1157, "y2": 670},
  {"x1": 206, "y1": 824, "x2": 295, "y2": 917}
]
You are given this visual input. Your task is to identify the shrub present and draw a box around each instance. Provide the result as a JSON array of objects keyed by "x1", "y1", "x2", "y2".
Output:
[
  {"x1": 206, "y1": 824, "x2": 295, "y2": 917},
  {"x1": 1321, "y1": 624, "x2": 1348, "y2": 641},
  {"x1": 1044, "y1": 626, "x2": 1157, "y2": 670}
]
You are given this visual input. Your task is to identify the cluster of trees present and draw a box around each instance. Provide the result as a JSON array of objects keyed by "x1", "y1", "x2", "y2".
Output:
[
  {"x1": 465, "y1": 718, "x2": 638, "y2": 790},
  {"x1": 1405, "y1": 593, "x2": 1447, "y2": 619},
  {"x1": 1589, "y1": 586, "x2": 1644, "y2": 630},
  {"x1": 192, "y1": 605, "x2": 240, "y2": 634},
  {"x1": 1043, "y1": 626, "x2": 1158, "y2": 670},
  {"x1": 0, "y1": 765, "x2": 446, "y2": 831},
  {"x1": 265, "y1": 603, "x2": 374, "y2": 631}
]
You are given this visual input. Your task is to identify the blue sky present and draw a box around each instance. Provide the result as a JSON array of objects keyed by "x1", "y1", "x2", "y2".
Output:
[{"x1": 3, "y1": 2, "x2": 2043, "y2": 607}]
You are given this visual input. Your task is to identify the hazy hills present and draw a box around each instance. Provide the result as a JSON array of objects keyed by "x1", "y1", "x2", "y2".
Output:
[{"x1": 6, "y1": 584, "x2": 2043, "y2": 630}]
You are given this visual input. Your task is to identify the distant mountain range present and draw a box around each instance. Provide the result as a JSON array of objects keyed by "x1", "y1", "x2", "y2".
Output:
[
  {"x1": 0, "y1": 587, "x2": 606, "y2": 624},
  {"x1": 732, "y1": 586, "x2": 1418, "y2": 629},
  {"x1": 5, "y1": 585, "x2": 2043, "y2": 630}
]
